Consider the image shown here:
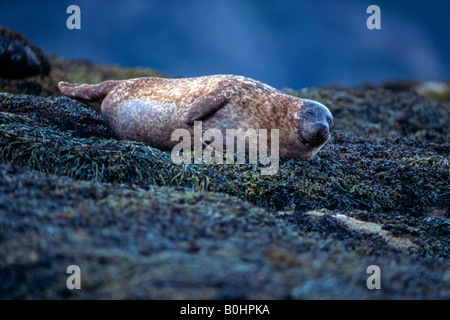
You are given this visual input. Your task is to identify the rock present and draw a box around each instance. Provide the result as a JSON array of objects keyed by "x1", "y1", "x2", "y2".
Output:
[
  {"x1": 0, "y1": 47, "x2": 448, "y2": 299},
  {"x1": 0, "y1": 27, "x2": 50, "y2": 79},
  {"x1": 0, "y1": 164, "x2": 448, "y2": 299}
]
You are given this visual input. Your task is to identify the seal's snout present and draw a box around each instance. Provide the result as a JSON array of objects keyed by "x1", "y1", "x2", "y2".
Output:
[{"x1": 311, "y1": 122, "x2": 330, "y2": 143}]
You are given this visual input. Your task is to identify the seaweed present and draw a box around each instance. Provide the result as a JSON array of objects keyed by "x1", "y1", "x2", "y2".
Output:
[
  {"x1": 0, "y1": 28, "x2": 448, "y2": 298},
  {"x1": 0, "y1": 101, "x2": 448, "y2": 221},
  {"x1": 0, "y1": 164, "x2": 448, "y2": 299}
]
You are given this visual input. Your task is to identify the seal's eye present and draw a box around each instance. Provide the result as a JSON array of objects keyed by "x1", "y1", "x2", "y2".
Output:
[
  {"x1": 327, "y1": 118, "x2": 333, "y2": 129},
  {"x1": 306, "y1": 110, "x2": 315, "y2": 116}
]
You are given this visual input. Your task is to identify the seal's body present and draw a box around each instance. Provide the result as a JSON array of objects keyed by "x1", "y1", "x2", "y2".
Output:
[{"x1": 58, "y1": 75, "x2": 333, "y2": 159}]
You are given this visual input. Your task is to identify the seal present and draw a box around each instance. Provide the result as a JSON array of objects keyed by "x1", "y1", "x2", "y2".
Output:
[{"x1": 58, "y1": 75, "x2": 333, "y2": 159}]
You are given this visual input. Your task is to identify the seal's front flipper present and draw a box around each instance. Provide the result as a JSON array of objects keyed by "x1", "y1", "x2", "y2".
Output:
[
  {"x1": 58, "y1": 80, "x2": 119, "y2": 114},
  {"x1": 183, "y1": 86, "x2": 233, "y2": 125}
]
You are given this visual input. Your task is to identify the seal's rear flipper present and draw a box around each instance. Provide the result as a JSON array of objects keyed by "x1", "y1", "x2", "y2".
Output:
[
  {"x1": 183, "y1": 85, "x2": 234, "y2": 125},
  {"x1": 58, "y1": 80, "x2": 119, "y2": 114}
]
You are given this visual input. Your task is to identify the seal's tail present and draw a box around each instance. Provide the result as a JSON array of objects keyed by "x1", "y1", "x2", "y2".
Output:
[{"x1": 58, "y1": 80, "x2": 119, "y2": 114}]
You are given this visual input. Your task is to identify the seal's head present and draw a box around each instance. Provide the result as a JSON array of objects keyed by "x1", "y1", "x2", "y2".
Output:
[{"x1": 296, "y1": 99, "x2": 333, "y2": 159}]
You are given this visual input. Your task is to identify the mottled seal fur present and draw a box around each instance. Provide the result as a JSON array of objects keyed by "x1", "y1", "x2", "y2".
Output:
[{"x1": 58, "y1": 75, "x2": 333, "y2": 159}]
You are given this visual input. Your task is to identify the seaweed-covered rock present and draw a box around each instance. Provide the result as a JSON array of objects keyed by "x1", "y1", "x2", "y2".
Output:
[
  {"x1": 0, "y1": 96, "x2": 448, "y2": 221},
  {"x1": 0, "y1": 27, "x2": 50, "y2": 79},
  {"x1": 0, "y1": 164, "x2": 448, "y2": 299},
  {"x1": 0, "y1": 47, "x2": 448, "y2": 299}
]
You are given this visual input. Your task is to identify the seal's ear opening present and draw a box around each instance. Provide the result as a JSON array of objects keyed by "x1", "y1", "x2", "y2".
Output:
[{"x1": 58, "y1": 80, "x2": 119, "y2": 114}]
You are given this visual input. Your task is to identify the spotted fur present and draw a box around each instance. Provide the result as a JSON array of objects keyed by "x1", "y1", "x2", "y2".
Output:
[{"x1": 58, "y1": 75, "x2": 333, "y2": 159}]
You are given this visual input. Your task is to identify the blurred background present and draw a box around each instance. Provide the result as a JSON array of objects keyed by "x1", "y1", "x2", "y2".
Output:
[{"x1": 1, "y1": 0, "x2": 449, "y2": 89}]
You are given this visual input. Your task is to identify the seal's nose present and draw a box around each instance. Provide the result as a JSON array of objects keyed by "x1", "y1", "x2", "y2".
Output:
[{"x1": 312, "y1": 123, "x2": 330, "y2": 143}]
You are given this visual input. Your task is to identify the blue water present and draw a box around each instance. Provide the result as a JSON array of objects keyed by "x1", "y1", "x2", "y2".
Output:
[{"x1": 1, "y1": 0, "x2": 449, "y2": 89}]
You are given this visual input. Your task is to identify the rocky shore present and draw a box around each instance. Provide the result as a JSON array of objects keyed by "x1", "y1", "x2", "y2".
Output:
[{"x1": 0, "y1": 28, "x2": 448, "y2": 299}]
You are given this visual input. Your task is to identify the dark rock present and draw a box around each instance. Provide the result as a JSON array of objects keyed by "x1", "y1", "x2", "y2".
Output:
[{"x1": 0, "y1": 27, "x2": 50, "y2": 79}]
